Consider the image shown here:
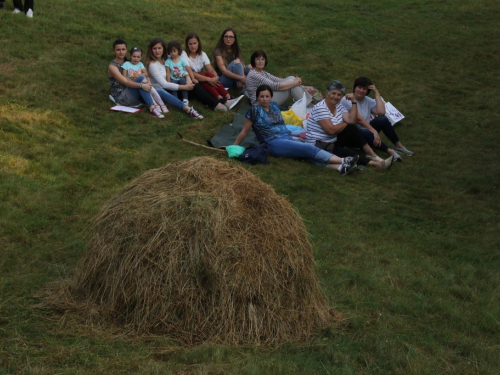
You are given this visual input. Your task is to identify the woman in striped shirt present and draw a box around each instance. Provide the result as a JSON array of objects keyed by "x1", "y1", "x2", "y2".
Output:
[
  {"x1": 245, "y1": 50, "x2": 312, "y2": 107},
  {"x1": 233, "y1": 84, "x2": 358, "y2": 175},
  {"x1": 306, "y1": 81, "x2": 394, "y2": 171}
]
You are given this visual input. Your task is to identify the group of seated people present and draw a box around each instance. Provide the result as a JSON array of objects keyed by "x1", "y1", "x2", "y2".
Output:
[{"x1": 108, "y1": 28, "x2": 413, "y2": 175}]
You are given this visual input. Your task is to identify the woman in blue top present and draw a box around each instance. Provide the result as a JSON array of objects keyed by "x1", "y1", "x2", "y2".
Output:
[{"x1": 233, "y1": 85, "x2": 358, "y2": 175}]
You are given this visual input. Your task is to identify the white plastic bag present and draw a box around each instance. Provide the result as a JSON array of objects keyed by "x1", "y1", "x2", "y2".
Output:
[{"x1": 291, "y1": 92, "x2": 307, "y2": 120}]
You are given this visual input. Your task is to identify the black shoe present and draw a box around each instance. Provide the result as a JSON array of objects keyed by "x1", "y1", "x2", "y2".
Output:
[{"x1": 339, "y1": 156, "x2": 358, "y2": 175}]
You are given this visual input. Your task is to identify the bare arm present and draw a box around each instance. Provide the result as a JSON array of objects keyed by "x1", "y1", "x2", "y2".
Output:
[
  {"x1": 215, "y1": 55, "x2": 245, "y2": 83},
  {"x1": 165, "y1": 66, "x2": 171, "y2": 83},
  {"x1": 233, "y1": 118, "x2": 253, "y2": 145},
  {"x1": 317, "y1": 118, "x2": 348, "y2": 136},
  {"x1": 185, "y1": 66, "x2": 196, "y2": 84},
  {"x1": 108, "y1": 64, "x2": 151, "y2": 91},
  {"x1": 278, "y1": 77, "x2": 302, "y2": 91},
  {"x1": 369, "y1": 84, "x2": 386, "y2": 116},
  {"x1": 350, "y1": 91, "x2": 382, "y2": 146},
  {"x1": 343, "y1": 93, "x2": 359, "y2": 124}
]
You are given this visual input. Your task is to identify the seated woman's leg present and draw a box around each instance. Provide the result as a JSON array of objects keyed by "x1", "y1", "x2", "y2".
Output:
[
  {"x1": 336, "y1": 125, "x2": 368, "y2": 149},
  {"x1": 219, "y1": 60, "x2": 244, "y2": 89},
  {"x1": 359, "y1": 127, "x2": 389, "y2": 153},
  {"x1": 267, "y1": 136, "x2": 337, "y2": 166},
  {"x1": 189, "y1": 83, "x2": 220, "y2": 109},
  {"x1": 336, "y1": 125, "x2": 381, "y2": 158},
  {"x1": 155, "y1": 88, "x2": 185, "y2": 110},
  {"x1": 332, "y1": 144, "x2": 371, "y2": 166},
  {"x1": 122, "y1": 76, "x2": 154, "y2": 107},
  {"x1": 370, "y1": 116, "x2": 400, "y2": 145}
]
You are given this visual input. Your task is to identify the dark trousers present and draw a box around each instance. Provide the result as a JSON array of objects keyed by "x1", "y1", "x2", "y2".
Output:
[
  {"x1": 315, "y1": 125, "x2": 372, "y2": 166},
  {"x1": 13, "y1": 0, "x2": 34, "y2": 12},
  {"x1": 359, "y1": 115, "x2": 400, "y2": 153}
]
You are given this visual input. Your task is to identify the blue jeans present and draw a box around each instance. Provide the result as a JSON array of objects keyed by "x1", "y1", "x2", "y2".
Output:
[
  {"x1": 125, "y1": 76, "x2": 154, "y2": 107},
  {"x1": 359, "y1": 116, "x2": 400, "y2": 153},
  {"x1": 170, "y1": 78, "x2": 188, "y2": 101},
  {"x1": 267, "y1": 136, "x2": 333, "y2": 167},
  {"x1": 219, "y1": 60, "x2": 249, "y2": 88},
  {"x1": 155, "y1": 88, "x2": 185, "y2": 110}
]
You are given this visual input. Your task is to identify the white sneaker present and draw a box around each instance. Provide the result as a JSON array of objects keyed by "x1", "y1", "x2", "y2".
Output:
[
  {"x1": 26, "y1": 8, "x2": 33, "y2": 17},
  {"x1": 13, "y1": 8, "x2": 22, "y2": 14},
  {"x1": 393, "y1": 146, "x2": 413, "y2": 156},
  {"x1": 182, "y1": 99, "x2": 189, "y2": 106}
]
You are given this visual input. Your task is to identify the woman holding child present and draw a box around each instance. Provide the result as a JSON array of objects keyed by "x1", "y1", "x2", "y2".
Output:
[
  {"x1": 146, "y1": 38, "x2": 203, "y2": 119},
  {"x1": 233, "y1": 84, "x2": 358, "y2": 175},
  {"x1": 108, "y1": 39, "x2": 164, "y2": 118},
  {"x1": 181, "y1": 33, "x2": 243, "y2": 111}
]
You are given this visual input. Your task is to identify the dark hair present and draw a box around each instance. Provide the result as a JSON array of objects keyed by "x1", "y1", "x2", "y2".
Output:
[
  {"x1": 185, "y1": 33, "x2": 202, "y2": 55},
  {"x1": 167, "y1": 40, "x2": 182, "y2": 55},
  {"x1": 353, "y1": 76, "x2": 373, "y2": 95},
  {"x1": 250, "y1": 50, "x2": 268, "y2": 68},
  {"x1": 256, "y1": 84, "x2": 273, "y2": 98},
  {"x1": 130, "y1": 46, "x2": 142, "y2": 55},
  {"x1": 213, "y1": 28, "x2": 242, "y2": 64},
  {"x1": 113, "y1": 39, "x2": 127, "y2": 48},
  {"x1": 145, "y1": 38, "x2": 167, "y2": 66}
]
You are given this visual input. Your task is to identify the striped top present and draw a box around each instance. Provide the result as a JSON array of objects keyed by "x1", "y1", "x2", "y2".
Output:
[
  {"x1": 305, "y1": 100, "x2": 347, "y2": 144},
  {"x1": 246, "y1": 70, "x2": 285, "y2": 106}
]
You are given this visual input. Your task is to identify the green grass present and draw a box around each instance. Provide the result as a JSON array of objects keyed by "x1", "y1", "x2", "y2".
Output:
[{"x1": 1, "y1": 0, "x2": 499, "y2": 373}]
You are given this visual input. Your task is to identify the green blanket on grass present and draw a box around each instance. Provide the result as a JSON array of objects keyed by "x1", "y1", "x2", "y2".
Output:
[{"x1": 209, "y1": 101, "x2": 260, "y2": 149}]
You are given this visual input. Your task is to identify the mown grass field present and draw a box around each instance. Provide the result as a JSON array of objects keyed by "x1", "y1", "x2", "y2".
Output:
[{"x1": 1, "y1": 0, "x2": 499, "y2": 373}]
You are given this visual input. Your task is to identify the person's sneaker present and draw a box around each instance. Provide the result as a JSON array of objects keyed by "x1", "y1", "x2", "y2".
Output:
[
  {"x1": 339, "y1": 156, "x2": 358, "y2": 175},
  {"x1": 226, "y1": 95, "x2": 245, "y2": 110},
  {"x1": 188, "y1": 107, "x2": 203, "y2": 120},
  {"x1": 392, "y1": 151, "x2": 403, "y2": 162},
  {"x1": 13, "y1": 8, "x2": 21, "y2": 13},
  {"x1": 182, "y1": 99, "x2": 189, "y2": 106},
  {"x1": 215, "y1": 103, "x2": 228, "y2": 112},
  {"x1": 344, "y1": 155, "x2": 359, "y2": 166},
  {"x1": 150, "y1": 107, "x2": 164, "y2": 118},
  {"x1": 26, "y1": 8, "x2": 33, "y2": 17},
  {"x1": 393, "y1": 146, "x2": 413, "y2": 156},
  {"x1": 160, "y1": 104, "x2": 169, "y2": 114}
]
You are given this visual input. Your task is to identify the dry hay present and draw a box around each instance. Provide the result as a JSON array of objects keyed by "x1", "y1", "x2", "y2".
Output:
[{"x1": 43, "y1": 156, "x2": 335, "y2": 345}]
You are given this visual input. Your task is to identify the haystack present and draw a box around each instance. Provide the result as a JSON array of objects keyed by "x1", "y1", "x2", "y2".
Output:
[{"x1": 50, "y1": 157, "x2": 334, "y2": 345}]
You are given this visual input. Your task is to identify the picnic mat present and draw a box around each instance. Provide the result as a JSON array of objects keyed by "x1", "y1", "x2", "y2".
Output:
[{"x1": 208, "y1": 100, "x2": 260, "y2": 149}]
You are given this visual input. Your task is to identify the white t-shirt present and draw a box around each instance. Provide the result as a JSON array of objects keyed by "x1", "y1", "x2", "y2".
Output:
[
  {"x1": 305, "y1": 100, "x2": 347, "y2": 144},
  {"x1": 181, "y1": 51, "x2": 210, "y2": 73},
  {"x1": 341, "y1": 95, "x2": 376, "y2": 124}
]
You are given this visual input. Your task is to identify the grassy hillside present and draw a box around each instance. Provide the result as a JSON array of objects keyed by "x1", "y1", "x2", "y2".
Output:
[{"x1": 1, "y1": 0, "x2": 499, "y2": 373}]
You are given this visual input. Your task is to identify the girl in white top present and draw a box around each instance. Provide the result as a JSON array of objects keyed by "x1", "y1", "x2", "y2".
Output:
[{"x1": 181, "y1": 33, "x2": 242, "y2": 111}]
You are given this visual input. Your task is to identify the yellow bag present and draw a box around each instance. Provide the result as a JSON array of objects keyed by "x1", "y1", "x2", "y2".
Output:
[{"x1": 281, "y1": 109, "x2": 303, "y2": 126}]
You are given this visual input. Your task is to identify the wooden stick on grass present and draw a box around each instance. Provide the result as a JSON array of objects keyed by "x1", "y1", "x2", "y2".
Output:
[{"x1": 176, "y1": 132, "x2": 226, "y2": 153}]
